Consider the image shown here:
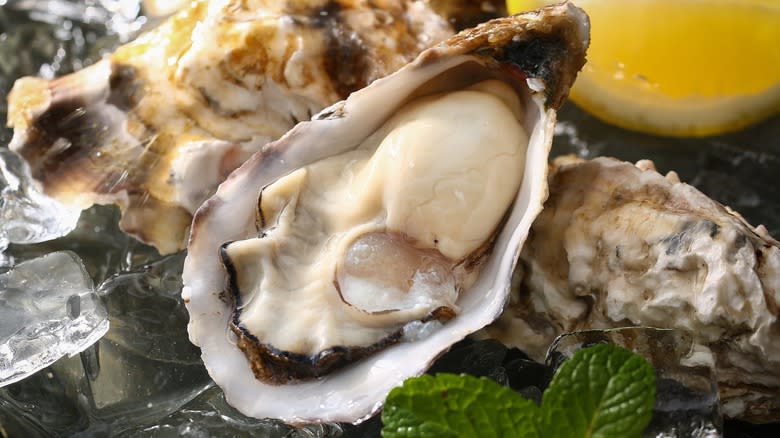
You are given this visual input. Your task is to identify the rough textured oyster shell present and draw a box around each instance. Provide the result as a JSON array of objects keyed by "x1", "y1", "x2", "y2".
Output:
[
  {"x1": 486, "y1": 155, "x2": 780, "y2": 423},
  {"x1": 5, "y1": 0, "x2": 452, "y2": 254},
  {"x1": 425, "y1": 0, "x2": 508, "y2": 30},
  {"x1": 183, "y1": 3, "x2": 588, "y2": 424}
]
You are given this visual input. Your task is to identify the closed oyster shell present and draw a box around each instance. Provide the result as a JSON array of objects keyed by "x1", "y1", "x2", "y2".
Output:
[
  {"x1": 6, "y1": 0, "x2": 453, "y2": 254},
  {"x1": 183, "y1": 3, "x2": 588, "y2": 424},
  {"x1": 486, "y1": 155, "x2": 780, "y2": 423}
]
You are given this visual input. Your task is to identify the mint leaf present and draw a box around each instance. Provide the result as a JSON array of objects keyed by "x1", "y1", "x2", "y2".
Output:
[
  {"x1": 540, "y1": 344, "x2": 656, "y2": 438},
  {"x1": 381, "y1": 373, "x2": 541, "y2": 438},
  {"x1": 380, "y1": 344, "x2": 656, "y2": 438}
]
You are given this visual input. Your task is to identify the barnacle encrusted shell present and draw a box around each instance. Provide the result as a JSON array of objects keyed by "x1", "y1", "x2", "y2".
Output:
[
  {"x1": 486, "y1": 155, "x2": 780, "y2": 423},
  {"x1": 5, "y1": 0, "x2": 452, "y2": 254},
  {"x1": 183, "y1": 3, "x2": 589, "y2": 424}
]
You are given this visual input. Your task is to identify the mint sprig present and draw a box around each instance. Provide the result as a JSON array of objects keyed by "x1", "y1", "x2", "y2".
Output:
[
  {"x1": 381, "y1": 344, "x2": 656, "y2": 438},
  {"x1": 541, "y1": 344, "x2": 656, "y2": 437},
  {"x1": 382, "y1": 373, "x2": 541, "y2": 438}
]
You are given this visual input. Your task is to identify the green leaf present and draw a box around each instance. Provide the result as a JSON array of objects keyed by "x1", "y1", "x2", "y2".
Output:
[
  {"x1": 540, "y1": 344, "x2": 656, "y2": 438},
  {"x1": 381, "y1": 373, "x2": 541, "y2": 438}
]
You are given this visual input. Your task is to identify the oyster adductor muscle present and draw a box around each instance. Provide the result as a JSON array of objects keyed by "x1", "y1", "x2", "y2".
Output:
[
  {"x1": 5, "y1": 0, "x2": 453, "y2": 254},
  {"x1": 486, "y1": 155, "x2": 780, "y2": 423},
  {"x1": 183, "y1": 3, "x2": 589, "y2": 424}
]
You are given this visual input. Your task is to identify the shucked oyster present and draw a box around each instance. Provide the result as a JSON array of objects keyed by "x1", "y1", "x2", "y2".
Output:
[
  {"x1": 184, "y1": 3, "x2": 588, "y2": 423},
  {"x1": 5, "y1": 0, "x2": 452, "y2": 254},
  {"x1": 486, "y1": 156, "x2": 780, "y2": 423}
]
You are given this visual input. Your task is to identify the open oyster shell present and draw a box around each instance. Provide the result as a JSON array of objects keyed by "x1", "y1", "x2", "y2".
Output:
[
  {"x1": 486, "y1": 156, "x2": 780, "y2": 423},
  {"x1": 5, "y1": 0, "x2": 453, "y2": 254},
  {"x1": 183, "y1": 3, "x2": 588, "y2": 424}
]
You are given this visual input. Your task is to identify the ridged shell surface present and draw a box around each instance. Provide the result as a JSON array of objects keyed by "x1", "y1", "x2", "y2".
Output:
[
  {"x1": 6, "y1": 0, "x2": 453, "y2": 254},
  {"x1": 486, "y1": 155, "x2": 780, "y2": 423}
]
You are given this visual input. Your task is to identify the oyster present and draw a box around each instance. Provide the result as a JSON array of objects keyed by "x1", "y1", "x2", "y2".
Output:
[
  {"x1": 5, "y1": 0, "x2": 453, "y2": 254},
  {"x1": 486, "y1": 156, "x2": 780, "y2": 423},
  {"x1": 425, "y1": 0, "x2": 508, "y2": 30},
  {"x1": 183, "y1": 3, "x2": 588, "y2": 424}
]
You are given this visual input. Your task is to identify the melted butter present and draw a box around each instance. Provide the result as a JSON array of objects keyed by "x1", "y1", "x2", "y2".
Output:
[{"x1": 224, "y1": 80, "x2": 527, "y2": 355}]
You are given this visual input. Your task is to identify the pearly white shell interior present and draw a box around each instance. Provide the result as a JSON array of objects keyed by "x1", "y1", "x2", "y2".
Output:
[{"x1": 182, "y1": 53, "x2": 555, "y2": 424}]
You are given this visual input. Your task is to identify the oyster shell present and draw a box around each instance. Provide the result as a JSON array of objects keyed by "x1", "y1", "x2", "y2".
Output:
[
  {"x1": 5, "y1": 0, "x2": 453, "y2": 254},
  {"x1": 183, "y1": 3, "x2": 588, "y2": 424},
  {"x1": 486, "y1": 155, "x2": 780, "y2": 423},
  {"x1": 425, "y1": 0, "x2": 508, "y2": 30}
]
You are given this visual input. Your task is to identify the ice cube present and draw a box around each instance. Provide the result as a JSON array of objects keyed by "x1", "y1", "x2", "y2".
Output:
[
  {"x1": 117, "y1": 385, "x2": 344, "y2": 438},
  {"x1": 0, "y1": 149, "x2": 81, "y2": 265},
  {"x1": 0, "y1": 254, "x2": 212, "y2": 435},
  {"x1": 97, "y1": 253, "x2": 200, "y2": 364},
  {"x1": 6, "y1": 205, "x2": 162, "y2": 284},
  {"x1": 0, "y1": 251, "x2": 108, "y2": 387},
  {"x1": 51, "y1": 253, "x2": 212, "y2": 432}
]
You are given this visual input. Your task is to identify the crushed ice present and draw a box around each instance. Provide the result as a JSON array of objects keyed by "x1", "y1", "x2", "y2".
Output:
[
  {"x1": 0, "y1": 148, "x2": 81, "y2": 266},
  {"x1": 0, "y1": 251, "x2": 108, "y2": 387}
]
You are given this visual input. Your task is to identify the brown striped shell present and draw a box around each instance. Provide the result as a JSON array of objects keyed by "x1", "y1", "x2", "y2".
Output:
[{"x1": 6, "y1": 0, "x2": 453, "y2": 254}]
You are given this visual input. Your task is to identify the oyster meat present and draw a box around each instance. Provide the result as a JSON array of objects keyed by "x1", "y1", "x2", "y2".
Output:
[
  {"x1": 486, "y1": 155, "x2": 780, "y2": 423},
  {"x1": 5, "y1": 0, "x2": 453, "y2": 254},
  {"x1": 183, "y1": 3, "x2": 589, "y2": 424}
]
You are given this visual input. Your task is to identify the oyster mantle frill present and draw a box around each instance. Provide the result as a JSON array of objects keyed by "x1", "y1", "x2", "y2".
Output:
[{"x1": 183, "y1": 3, "x2": 589, "y2": 424}]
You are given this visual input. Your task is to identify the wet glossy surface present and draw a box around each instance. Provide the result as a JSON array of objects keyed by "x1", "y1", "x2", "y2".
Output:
[{"x1": 0, "y1": 2, "x2": 778, "y2": 436}]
